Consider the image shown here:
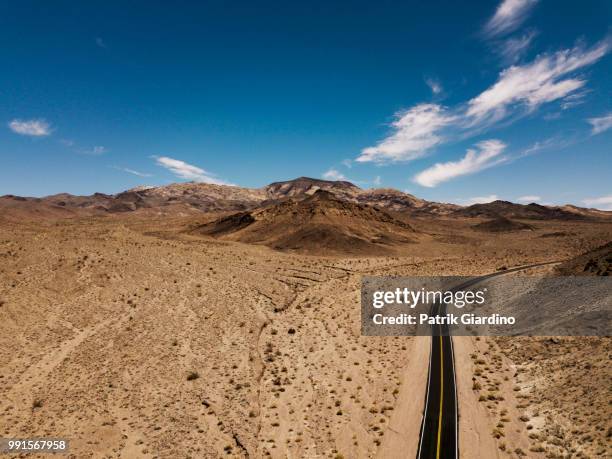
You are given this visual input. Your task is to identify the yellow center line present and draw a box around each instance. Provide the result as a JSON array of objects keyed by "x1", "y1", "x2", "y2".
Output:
[{"x1": 436, "y1": 330, "x2": 444, "y2": 459}]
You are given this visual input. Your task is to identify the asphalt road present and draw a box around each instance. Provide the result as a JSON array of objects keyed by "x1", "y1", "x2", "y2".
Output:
[{"x1": 415, "y1": 262, "x2": 560, "y2": 459}]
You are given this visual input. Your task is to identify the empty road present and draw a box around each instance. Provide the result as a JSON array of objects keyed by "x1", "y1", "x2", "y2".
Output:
[{"x1": 416, "y1": 262, "x2": 559, "y2": 459}]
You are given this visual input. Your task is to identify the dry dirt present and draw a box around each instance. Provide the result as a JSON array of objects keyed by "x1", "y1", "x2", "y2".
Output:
[{"x1": 0, "y1": 213, "x2": 610, "y2": 458}]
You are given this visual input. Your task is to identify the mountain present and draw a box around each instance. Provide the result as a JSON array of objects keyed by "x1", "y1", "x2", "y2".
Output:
[
  {"x1": 192, "y1": 190, "x2": 418, "y2": 255},
  {"x1": 453, "y1": 200, "x2": 594, "y2": 220},
  {"x1": 0, "y1": 194, "x2": 84, "y2": 221},
  {"x1": 356, "y1": 188, "x2": 460, "y2": 214},
  {"x1": 264, "y1": 176, "x2": 360, "y2": 199},
  {"x1": 127, "y1": 182, "x2": 266, "y2": 211},
  {"x1": 1, "y1": 178, "x2": 609, "y2": 221},
  {"x1": 558, "y1": 204, "x2": 612, "y2": 219}
]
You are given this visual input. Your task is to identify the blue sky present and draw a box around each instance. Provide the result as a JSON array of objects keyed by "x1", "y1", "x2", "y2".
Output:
[{"x1": 1, "y1": 0, "x2": 611, "y2": 208}]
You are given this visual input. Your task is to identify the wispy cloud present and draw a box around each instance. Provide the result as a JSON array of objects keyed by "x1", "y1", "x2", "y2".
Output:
[
  {"x1": 113, "y1": 166, "x2": 153, "y2": 177},
  {"x1": 154, "y1": 156, "x2": 232, "y2": 185},
  {"x1": 373, "y1": 175, "x2": 382, "y2": 186},
  {"x1": 8, "y1": 119, "x2": 52, "y2": 136},
  {"x1": 517, "y1": 195, "x2": 541, "y2": 202},
  {"x1": 82, "y1": 145, "x2": 108, "y2": 155},
  {"x1": 587, "y1": 113, "x2": 612, "y2": 135},
  {"x1": 582, "y1": 195, "x2": 612, "y2": 210},
  {"x1": 413, "y1": 139, "x2": 507, "y2": 187},
  {"x1": 484, "y1": 0, "x2": 538, "y2": 38},
  {"x1": 358, "y1": 38, "x2": 608, "y2": 168},
  {"x1": 462, "y1": 194, "x2": 500, "y2": 205},
  {"x1": 95, "y1": 37, "x2": 107, "y2": 49},
  {"x1": 514, "y1": 136, "x2": 565, "y2": 159},
  {"x1": 466, "y1": 40, "x2": 609, "y2": 126},
  {"x1": 322, "y1": 168, "x2": 348, "y2": 181},
  {"x1": 498, "y1": 30, "x2": 536, "y2": 64},
  {"x1": 560, "y1": 90, "x2": 589, "y2": 110},
  {"x1": 425, "y1": 77, "x2": 443, "y2": 95},
  {"x1": 357, "y1": 104, "x2": 456, "y2": 163}
]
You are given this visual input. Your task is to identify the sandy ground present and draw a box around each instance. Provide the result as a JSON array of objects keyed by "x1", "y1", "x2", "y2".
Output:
[{"x1": 0, "y1": 215, "x2": 610, "y2": 458}]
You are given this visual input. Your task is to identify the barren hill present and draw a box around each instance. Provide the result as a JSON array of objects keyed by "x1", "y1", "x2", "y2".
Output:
[
  {"x1": 555, "y1": 241, "x2": 612, "y2": 276},
  {"x1": 0, "y1": 195, "x2": 84, "y2": 221},
  {"x1": 193, "y1": 190, "x2": 418, "y2": 255},
  {"x1": 472, "y1": 216, "x2": 534, "y2": 232},
  {"x1": 264, "y1": 176, "x2": 360, "y2": 199},
  {"x1": 454, "y1": 200, "x2": 591, "y2": 220}
]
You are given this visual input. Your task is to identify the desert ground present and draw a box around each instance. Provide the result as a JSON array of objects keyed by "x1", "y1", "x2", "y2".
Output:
[{"x1": 1, "y1": 181, "x2": 611, "y2": 458}]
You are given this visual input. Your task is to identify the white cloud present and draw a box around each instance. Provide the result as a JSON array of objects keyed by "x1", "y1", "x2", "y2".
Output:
[
  {"x1": 81, "y1": 145, "x2": 108, "y2": 155},
  {"x1": 498, "y1": 30, "x2": 536, "y2": 64},
  {"x1": 466, "y1": 40, "x2": 609, "y2": 126},
  {"x1": 155, "y1": 156, "x2": 232, "y2": 185},
  {"x1": 582, "y1": 195, "x2": 612, "y2": 210},
  {"x1": 322, "y1": 168, "x2": 348, "y2": 181},
  {"x1": 517, "y1": 195, "x2": 541, "y2": 202},
  {"x1": 516, "y1": 136, "x2": 570, "y2": 159},
  {"x1": 463, "y1": 194, "x2": 500, "y2": 205},
  {"x1": 587, "y1": 113, "x2": 612, "y2": 135},
  {"x1": 373, "y1": 175, "x2": 382, "y2": 186},
  {"x1": 113, "y1": 166, "x2": 152, "y2": 177},
  {"x1": 341, "y1": 159, "x2": 353, "y2": 168},
  {"x1": 360, "y1": 39, "x2": 608, "y2": 167},
  {"x1": 8, "y1": 119, "x2": 52, "y2": 136},
  {"x1": 560, "y1": 90, "x2": 588, "y2": 110},
  {"x1": 413, "y1": 139, "x2": 507, "y2": 187},
  {"x1": 485, "y1": 0, "x2": 538, "y2": 38},
  {"x1": 425, "y1": 77, "x2": 443, "y2": 95},
  {"x1": 357, "y1": 104, "x2": 455, "y2": 163}
]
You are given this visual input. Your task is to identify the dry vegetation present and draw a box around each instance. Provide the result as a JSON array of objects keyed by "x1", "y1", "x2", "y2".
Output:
[{"x1": 0, "y1": 207, "x2": 610, "y2": 458}]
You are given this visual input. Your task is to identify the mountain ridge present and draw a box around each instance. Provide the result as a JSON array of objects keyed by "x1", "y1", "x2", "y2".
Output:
[{"x1": 1, "y1": 177, "x2": 609, "y2": 220}]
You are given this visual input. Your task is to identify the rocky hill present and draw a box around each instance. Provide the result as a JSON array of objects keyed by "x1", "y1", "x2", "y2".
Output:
[
  {"x1": 555, "y1": 241, "x2": 612, "y2": 276},
  {"x1": 264, "y1": 176, "x2": 360, "y2": 200},
  {"x1": 193, "y1": 190, "x2": 418, "y2": 255},
  {"x1": 454, "y1": 200, "x2": 592, "y2": 220},
  {"x1": 472, "y1": 216, "x2": 534, "y2": 232}
]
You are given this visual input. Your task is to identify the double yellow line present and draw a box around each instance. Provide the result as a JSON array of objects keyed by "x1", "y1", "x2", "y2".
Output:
[{"x1": 436, "y1": 331, "x2": 444, "y2": 459}]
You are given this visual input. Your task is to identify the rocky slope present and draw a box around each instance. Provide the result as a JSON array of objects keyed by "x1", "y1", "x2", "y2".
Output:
[
  {"x1": 193, "y1": 190, "x2": 418, "y2": 255},
  {"x1": 555, "y1": 241, "x2": 612, "y2": 276},
  {"x1": 472, "y1": 216, "x2": 534, "y2": 233},
  {"x1": 454, "y1": 200, "x2": 594, "y2": 220}
]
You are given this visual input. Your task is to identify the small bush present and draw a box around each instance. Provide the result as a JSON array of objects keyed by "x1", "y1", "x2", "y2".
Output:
[{"x1": 187, "y1": 371, "x2": 200, "y2": 381}]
